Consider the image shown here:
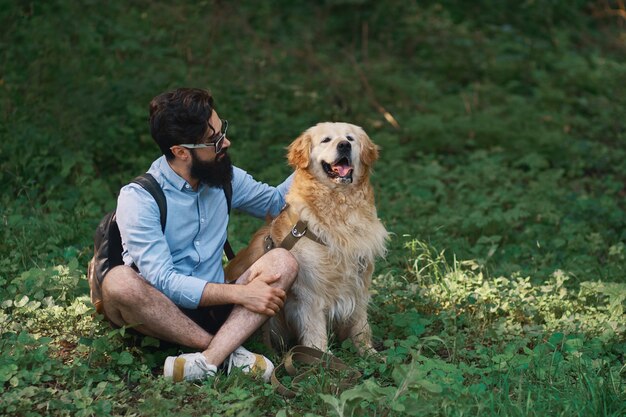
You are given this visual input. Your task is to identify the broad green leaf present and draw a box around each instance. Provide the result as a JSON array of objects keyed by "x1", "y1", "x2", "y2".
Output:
[
  {"x1": 0, "y1": 364, "x2": 18, "y2": 382},
  {"x1": 117, "y1": 351, "x2": 134, "y2": 365}
]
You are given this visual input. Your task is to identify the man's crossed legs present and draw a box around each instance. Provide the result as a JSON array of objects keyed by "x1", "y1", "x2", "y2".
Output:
[{"x1": 100, "y1": 248, "x2": 298, "y2": 381}]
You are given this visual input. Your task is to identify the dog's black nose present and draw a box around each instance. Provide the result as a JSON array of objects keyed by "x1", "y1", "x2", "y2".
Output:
[{"x1": 337, "y1": 141, "x2": 351, "y2": 152}]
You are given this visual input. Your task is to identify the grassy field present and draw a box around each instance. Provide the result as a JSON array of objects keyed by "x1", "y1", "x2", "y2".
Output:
[{"x1": 1, "y1": 1, "x2": 625, "y2": 415}]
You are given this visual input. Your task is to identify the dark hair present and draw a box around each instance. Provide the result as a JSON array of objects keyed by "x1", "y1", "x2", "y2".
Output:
[{"x1": 149, "y1": 88, "x2": 217, "y2": 159}]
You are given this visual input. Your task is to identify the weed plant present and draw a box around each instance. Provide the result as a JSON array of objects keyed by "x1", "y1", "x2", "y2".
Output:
[{"x1": 1, "y1": 1, "x2": 625, "y2": 415}]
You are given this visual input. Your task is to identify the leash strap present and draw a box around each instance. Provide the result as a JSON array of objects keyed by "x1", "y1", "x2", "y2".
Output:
[{"x1": 271, "y1": 346, "x2": 362, "y2": 398}]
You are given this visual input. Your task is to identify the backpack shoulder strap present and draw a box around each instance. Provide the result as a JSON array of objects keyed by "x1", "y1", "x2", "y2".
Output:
[
  {"x1": 131, "y1": 173, "x2": 167, "y2": 232},
  {"x1": 223, "y1": 181, "x2": 232, "y2": 214},
  {"x1": 222, "y1": 181, "x2": 235, "y2": 261},
  {"x1": 127, "y1": 174, "x2": 232, "y2": 259}
]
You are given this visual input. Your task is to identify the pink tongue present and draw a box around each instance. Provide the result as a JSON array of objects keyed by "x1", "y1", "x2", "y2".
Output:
[{"x1": 332, "y1": 165, "x2": 352, "y2": 177}]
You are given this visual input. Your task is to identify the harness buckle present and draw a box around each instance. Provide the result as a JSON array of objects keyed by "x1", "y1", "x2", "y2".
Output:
[
  {"x1": 291, "y1": 223, "x2": 307, "y2": 238},
  {"x1": 264, "y1": 235, "x2": 275, "y2": 252}
]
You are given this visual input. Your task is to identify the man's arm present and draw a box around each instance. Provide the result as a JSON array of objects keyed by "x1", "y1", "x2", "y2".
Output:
[
  {"x1": 230, "y1": 167, "x2": 294, "y2": 218},
  {"x1": 117, "y1": 184, "x2": 210, "y2": 309},
  {"x1": 199, "y1": 272, "x2": 286, "y2": 316}
]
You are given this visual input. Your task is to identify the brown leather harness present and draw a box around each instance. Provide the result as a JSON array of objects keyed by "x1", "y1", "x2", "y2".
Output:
[{"x1": 263, "y1": 205, "x2": 326, "y2": 252}]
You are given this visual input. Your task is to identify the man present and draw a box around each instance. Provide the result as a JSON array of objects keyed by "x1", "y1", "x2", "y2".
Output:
[{"x1": 99, "y1": 88, "x2": 298, "y2": 382}]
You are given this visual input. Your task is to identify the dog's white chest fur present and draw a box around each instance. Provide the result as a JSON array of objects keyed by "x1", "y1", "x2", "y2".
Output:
[{"x1": 285, "y1": 197, "x2": 387, "y2": 324}]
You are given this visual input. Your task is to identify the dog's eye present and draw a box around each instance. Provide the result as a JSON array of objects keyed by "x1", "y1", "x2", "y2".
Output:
[
  {"x1": 321, "y1": 137, "x2": 331, "y2": 143},
  {"x1": 346, "y1": 135, "x2": 354, "y2": 142}
]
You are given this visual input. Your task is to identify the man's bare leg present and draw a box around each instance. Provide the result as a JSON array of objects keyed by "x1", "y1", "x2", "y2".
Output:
[
  {"x1": 101, "y1": 266, "x2": 213, "y2": 350},
  {"x1": 101, "y1": 248, "x2": 297, "y2": 366},
  {"x1": 202, "y1": 248, "x2": 298, "y2": 365}
]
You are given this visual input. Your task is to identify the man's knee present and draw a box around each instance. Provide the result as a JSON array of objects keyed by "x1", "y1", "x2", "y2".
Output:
[
  {"x1": 268, "y1": 248, "x2": 298, "y2": 284},
  {"x1": 101, "y1": 266, "x2": 147, "y2": 305},
  {"x1": 235, "y1": 249, "x2": 298, "y2": 287}
]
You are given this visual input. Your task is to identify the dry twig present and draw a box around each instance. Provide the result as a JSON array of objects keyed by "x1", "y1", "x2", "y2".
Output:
[{"x1": 348, "y1": 54, "x2": 401, "y2": 129}]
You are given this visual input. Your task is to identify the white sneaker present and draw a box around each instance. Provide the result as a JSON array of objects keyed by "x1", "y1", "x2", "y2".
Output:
[
  {"x1": 227, "y1": 346, "x2": 274, "y2": 382},
  {"x1": 163, "y1": 352, "x2": 217, "y2": 382}
]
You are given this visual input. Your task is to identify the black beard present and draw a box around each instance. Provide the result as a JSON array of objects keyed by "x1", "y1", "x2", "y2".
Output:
[{"x1": 189, "y1": 150, "x2": 233, "y2": 189}]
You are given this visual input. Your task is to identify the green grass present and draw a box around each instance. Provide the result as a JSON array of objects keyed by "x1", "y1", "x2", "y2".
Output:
[{"x1": 1, "y1": 1, "x2": 625, "y2": 415}]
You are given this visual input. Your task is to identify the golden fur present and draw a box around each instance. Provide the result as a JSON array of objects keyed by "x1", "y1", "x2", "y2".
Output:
[{"x1": 225, "y1": 122, "x2": 388, "y2": 353}]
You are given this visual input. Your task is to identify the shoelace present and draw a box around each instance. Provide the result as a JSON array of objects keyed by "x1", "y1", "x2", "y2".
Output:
[
  {"x1": 227, "y1": 350, "x2": 253, "y2": 374},
  {"x1": 227, "y1": 351, "x2": 240, "y2": 374},
  {"x1": 194, "y1": 356, "x2": 212, "y2": 373}
]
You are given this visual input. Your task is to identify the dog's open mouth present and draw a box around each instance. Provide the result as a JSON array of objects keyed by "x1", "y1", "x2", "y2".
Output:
[{"x1": 322, "y1": 157, "x2": 353, "y2": 183}]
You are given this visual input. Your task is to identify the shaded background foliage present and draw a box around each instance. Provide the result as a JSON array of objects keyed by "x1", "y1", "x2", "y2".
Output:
[
  {"x1": 2, "y1": 0, "x2": 625, "y2": 281},
  {"x1": 0, "y1": 0, "x2": 625, "y2": 416}
]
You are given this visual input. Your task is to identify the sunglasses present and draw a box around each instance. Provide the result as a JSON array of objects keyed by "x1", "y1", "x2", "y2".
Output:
[{"x1": 179, "y1": 119, "x2": 228, "y2": 153}]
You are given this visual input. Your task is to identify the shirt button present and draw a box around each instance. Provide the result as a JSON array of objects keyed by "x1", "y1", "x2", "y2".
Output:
[
  {"x1": 185, "y1": 184, "x2": 191, "y2": 189},
  {"x1": 200, "y1": 218, "x2": 205, "y2": 223},
  {"x1": 195, "y1": 241, "x2": 200, "y2": 246}
]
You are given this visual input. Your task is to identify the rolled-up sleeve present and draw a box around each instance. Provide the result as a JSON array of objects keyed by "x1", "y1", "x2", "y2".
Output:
[{"x1": 116, "y1": 185, "x2": 206, "y2": 309}]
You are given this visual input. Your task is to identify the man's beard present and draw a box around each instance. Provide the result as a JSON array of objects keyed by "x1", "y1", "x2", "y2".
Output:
[{"x1": 189, "y1": 150, "x2": 233, "y2": 189}]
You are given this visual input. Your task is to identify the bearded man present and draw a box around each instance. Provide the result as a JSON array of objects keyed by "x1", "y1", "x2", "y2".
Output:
[{"x1": 97, "y1": 88, "x2": 298, "y2": 382}]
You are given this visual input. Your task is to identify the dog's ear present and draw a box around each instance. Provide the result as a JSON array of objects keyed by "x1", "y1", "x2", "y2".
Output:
[
  {"x1": 359, "y1": 130, "x2": 379, "y2": 168},
  {"x1": 287, "y1": 132, "x2": 312, "y2": 169}
]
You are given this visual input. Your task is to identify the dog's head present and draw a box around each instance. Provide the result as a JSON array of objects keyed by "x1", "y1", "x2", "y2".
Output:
[{"x1": 287, "y1": 122, "x2": 378, "y2": 185}]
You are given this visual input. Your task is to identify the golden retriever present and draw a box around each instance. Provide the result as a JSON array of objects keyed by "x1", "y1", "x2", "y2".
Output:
[{"x1": 225, "y1": 122, "x2": 388, "y2": 354}]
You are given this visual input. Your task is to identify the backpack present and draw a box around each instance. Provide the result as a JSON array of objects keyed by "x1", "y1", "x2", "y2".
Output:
[{"x1": 87, "y1": 173, "x2": 235, "y2": 314}]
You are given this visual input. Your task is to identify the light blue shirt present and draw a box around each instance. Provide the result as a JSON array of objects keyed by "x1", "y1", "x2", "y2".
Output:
[{"x1": 116, "y1": 156, "x2": 292, "y2": 309}]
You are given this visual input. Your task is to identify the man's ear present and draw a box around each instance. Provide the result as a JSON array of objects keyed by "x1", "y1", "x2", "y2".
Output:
[
  {"x1": 170, "y1": 145, "x2": 190, "y2": 161},
  {"x1": 287, "y1": 131, "x2": 312, "y2": 169}
]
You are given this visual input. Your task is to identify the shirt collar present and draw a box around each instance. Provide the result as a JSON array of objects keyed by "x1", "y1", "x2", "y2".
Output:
[{"x1": 153, "y1": 155, "x2": 191, "y2": 191}]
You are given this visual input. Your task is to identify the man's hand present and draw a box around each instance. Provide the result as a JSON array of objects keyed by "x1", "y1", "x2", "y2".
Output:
[{"x1": 237, "y1": 273, "x2": 286, "y2": 315}]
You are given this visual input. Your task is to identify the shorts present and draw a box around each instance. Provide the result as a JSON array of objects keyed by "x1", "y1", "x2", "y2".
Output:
[{"x1": 179, "y1": 303, "x2": 234, "y2": 335}]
